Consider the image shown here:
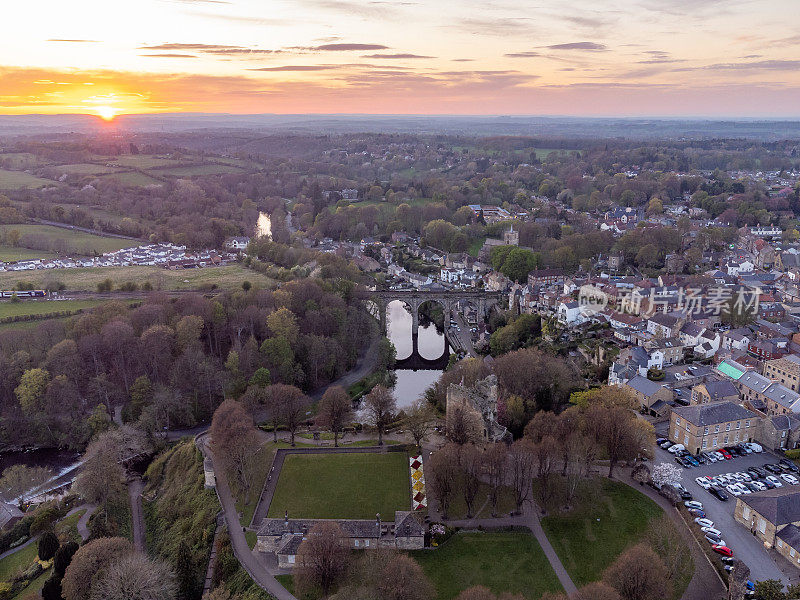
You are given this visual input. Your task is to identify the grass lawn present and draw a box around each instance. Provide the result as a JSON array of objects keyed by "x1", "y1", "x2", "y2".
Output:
[
  {"x1": 97, "y1": 171, "x2": 164, "y2": 187},
  {"x1": 534, "y1": 148, "x2": 567, "y2": 159},
  {"x1": 0, "y1": 541, "x2": 38, "y2": 580},
  {"x1": 446, "y1": 483, "x2": 517, "y2": 520},
  {"x1": 0, "y1": 299, "x2": 107, "y2": 319},
  {"x1": 10, "y1": 569, "x2": 50, "y2": 600},
  {"x1": 0, "y1": 170, "x2": 52, "y2": 190},
  {"x1": 107, "y1": 155, "x2": 185, "y2": 169},
  {"x1": 0, "y1": 263, "x2": 275, "y2": 292},
  {"x1": 0, "y1": 246, "x2": 56, "y2": 262},
  {"x1": 0, "y1": 224, "x2": 142, "y2": 254},
  {"x1": 54, "y1": 163, "x2": 121, "y2": 175},
  {"x1": 55, "y1": 509, "x2": 86, "y2": 544},
  {"x1": 467, "y1": 237, "x2": 485, "y2": 258},
  {"x1": 154, "y1": 164, "x2": 243, "y2": 177},
  {"x1": 412, "y1": 532, "x2": 563, "y2": 600},
  {"x1": 540, "y1": 478, "x2": 662, "y2": 586},
  {"x1": 267, "y1": 452, "x2": 410, "y2": 520},
  {"x1": 233, "y1": 442, "x2": 280, "y2": 528}
]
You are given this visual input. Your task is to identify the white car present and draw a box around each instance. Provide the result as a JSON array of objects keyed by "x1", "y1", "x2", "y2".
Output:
[
  {"x1": 737, "y1": 483, "x2": 752, "y2": 494},
  {"x1": 705, "y1": 533, "x2": 726, "y2": 547},
  {"x1": 726, "y1": 485, "x2": 742, "y2": 496},
  {"x1": 701, "y1": 526, "x2": 722, "y2": 536},
  {"x1": 668, "y1": 444, "x2": 686, "y2": 454},
  {"x1": 781, "y1": 474, "x2": 799, "y2": 485},
  {"x1": 685, "y1": 500, "x2": 703, "y2": 510},
  {"x1": 696, "y1": 477, "x2": 713, "y2": 489},
  {"x1": 766, "y1": 475, "x2": 783, "y2": 487},
  {"x1": 738, "y1": 472, "x2": 752, "y2": 481},
  {"x1": 746, "y1": 442, "x2": 763, "y2": 453},
  {"x1": 750, "y1": 481, "x2": 767, "y2": 492},
  {"x1": 704, "y1": 452, "x2": 718, "y2": 463},
  {"x1": 712, "y1": 451, "x2": 725, "y2": 461},
  {"x1": 695, "y1": 517, "x2": 714, "y2": 528}
]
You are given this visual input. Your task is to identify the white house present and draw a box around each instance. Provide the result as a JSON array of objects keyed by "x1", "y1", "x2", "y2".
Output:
[
  {"x1": 224, "y1": 236, "x2": 251, "y2": 251},
  {"x1": 558, "y1": 301, "x2": 588, "y2": 326}
]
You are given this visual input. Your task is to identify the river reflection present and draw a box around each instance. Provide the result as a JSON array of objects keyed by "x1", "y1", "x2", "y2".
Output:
[
  {"x1": 256, "y1": 211, "x2": 272, "y2": 238},
  {"x1": 386, "y1": 301, "x2": 448, "y2": 410}
]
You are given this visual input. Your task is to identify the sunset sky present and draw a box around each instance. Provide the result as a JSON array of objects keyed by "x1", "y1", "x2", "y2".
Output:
[{"x1": 2, "y1": 0, "x2": 799, "y2": 117}]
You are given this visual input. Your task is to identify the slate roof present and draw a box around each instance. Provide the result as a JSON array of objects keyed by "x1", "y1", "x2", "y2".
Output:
[
  {"x1": 769, "y1": 414, "x2": 800, "y2": 431},
  {"x1": 739, "y1": 371, "x2": 772, "y2": 393},
  {"x1": 777, "y1": 524, "x2": 800, "y2": 549},
  {"x1": 741, "y1": 488, "x2": 800, "y2": 526},
  {"x1": 703, "y1": 380, "x2": 739, "y2": 400},
  {"x1": 394, "y1": 511, "x2": 426, "y2": 538},
  {"x1": 762, "y1": 384, "x2": 800, "y2": 410},
  {"x1": 626, "y1": 375, "x2": 664, "y2": 398},
  {"x1": 258, "y1": 518, "x2": 381, "y2": 539},
  {"x1": 672, "y1": 401, "x2": 756, "y2": 426},
  {"x1": 0, "y1": 501, "x2": 23, "y2": 529}
]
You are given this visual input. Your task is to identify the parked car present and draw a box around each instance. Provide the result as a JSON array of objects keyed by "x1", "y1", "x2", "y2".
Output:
[
  {"x1": 762, "y1": 479, "x2": 776, "y2": 490},
  {"x1": 701, "y1": 526, "x2": 722, "y2": 536},
  {"x1": 712, "y1": 545, "x2": 733, "y2": 557},
  {"x1": 746, "y1": 442, "x2": 763, "y2": 453},
  {"x1": 684, "y1": 500, "x2": 703, "y2": 510},
  {"x1": 659, "y1": 440, "x2": 674, "y2": 449},
  {"x1": 780, "y1": 458, "x2": 799, "y2": 472},
  {"x1": 695, "y1": 476, "x2": 713, "y2": 489},
  {"x1": 685, "y1": 455, "x2": 700, "y2": 467},
  {"x1": 675, "y1": 456, "x2": 691, "y2": 468},
  {"x1": 694, "y1": 517, "x2": 714, "y2": 528},
  {"x1": 688, "y1": 508, "x2": 706, "y2": 518},
  {"x1": 705, "y1": 533, "x2": 726, "y2": 546},
  {"x1": 720, "y1": 449, "x2": 733, "y2": 460},
  {"x1": 766, "y1": 475, "x2": 783, "y2": 487},
  {"x1": 709, "y1": 486, "x2": 729, "y2": 501},
  {"x1": 765, "y1": 464, "x2": 783, "y2": 474},
  {"x1": 720, "y1": 556, "x2": 735, "y2": 565},
  {"x1": 703, "y1": 452, "x2": 718, "y2": 463},
  {"x1": 781, "y1": 473, "x2": 799, "y2": 485},
  {"x1": 668, "y1": 444, "x2": 686, "y2": 454},
  {"x1": 726, "y1": 484, "x2": 742, "y2": 497}
]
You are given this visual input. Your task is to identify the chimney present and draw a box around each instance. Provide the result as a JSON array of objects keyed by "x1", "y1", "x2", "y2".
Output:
[
  {"x1": 284, "y1": 510, "x2": 289, "y2": 531},
  {"x1": 376, "y1": 513, "x2": 381, "y2": 538}
]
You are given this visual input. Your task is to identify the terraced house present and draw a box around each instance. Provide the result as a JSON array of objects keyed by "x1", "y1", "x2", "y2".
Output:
[
  {"x1": 735, "y1": 488, "x2": 800, "y2": 569},
  {"x1": 737, "y1": 370, "x2": 800, "y2": 416},
  {"x1": 669, "y1": 401, "x2": 758, "y2": 454},
  {"x1": 763, "y1": 354, "x2": 800, "y2": 392}
]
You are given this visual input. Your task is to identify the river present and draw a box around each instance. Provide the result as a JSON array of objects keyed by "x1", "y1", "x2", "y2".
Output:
[
  {"x1": 386, "y1": 300, "x2": 448, "y2": 410},
  {"x1": 0, "y1": 448, "x2": 82, "y2": 501},
  {"x1": 256, "y1": 211, "x2": 272, "y2": 238}
]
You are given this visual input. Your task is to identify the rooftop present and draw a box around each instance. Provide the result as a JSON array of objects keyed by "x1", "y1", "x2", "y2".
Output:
[{"x1": 672, "y1": 400, "x2": 756, "y2": 426}]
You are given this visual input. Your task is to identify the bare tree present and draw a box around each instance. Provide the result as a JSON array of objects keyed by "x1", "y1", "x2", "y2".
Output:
[
  {"x1": 447, "y1": 404, "x2": 478, "y2": 445},
  {"x1": 565, "y1": 433, "x2": 597, "y2": 506},
  {"x1": 427, "y1": 444, "x2": 460, "y2": 520},
  {"x1": 294, "y1": 522, "x2": 350, "y2": 597},
  {"x1": 646, "y1": 516, "x2": 691, "y2": 585},
  {"x1": 0, "y1": 464, "x2": 53, "y2": 504},
  {"x1": 404, "y1": 399, "x2": 436, "y2": 447},
  {"x1": 210, "y1": 399, "x2": 260, "y2": 497},
  {"x1": 459, "y1": 444, "x2": 482, "y2": 519},
  {"x1": 277, "y1": 385, "x2": 311, "y2": 447},
  {"x1": 62, "y1": 537, "x2": 133, "y2": 600},
  {"x1": 603, "y1": 543, "x2": 668, "y2": 600},
  {"x1": 89, "y1": 552, "x2": 177, "y2": 600},
  {"x1": 73, "y1": 435, "x2": 127, "y2": 515},
  {"x1": 363, "y1": 385, "x2": 396, "y2": 446},
  {"x1": 316, "y1": 386, "x2": 353, "y2": 447},
  {"x1": 574, "y1": 582, "x2": 621, "y2": 600},
  {"x1": 509, "y1": 439, "x2": 535, "y2": 513},
  {"x1": 532, "y1": 436, "x2": 559, "y2": 512},
  {"x1": 377, "y1": 553, "x2": 435, "y2": 600},
  {"x1": 485, "y1": 443, "x2": 508, "y2": 517}
]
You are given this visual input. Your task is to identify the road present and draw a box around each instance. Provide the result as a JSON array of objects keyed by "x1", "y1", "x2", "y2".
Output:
[
  {"x1": 653, "y1": 443, "x2": 798, "y2": 586},
  {"x1": 449, "y1": 311, "x2": 478, "y2": 357},
  {"x1": 128, "y1": 477, "x2": 146, "y2": 552},
  {"x1": 197, "y1": 433, "x2": 298, "y2": 600}
]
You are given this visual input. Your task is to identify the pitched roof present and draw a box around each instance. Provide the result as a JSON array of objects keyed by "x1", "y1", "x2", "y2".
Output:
[
  {"x1": 626, "y1": 375, "x2": 664, "y2": 398},
  {"x1": 777, "y1": 524, "x2": 800, "y2": 549},
  {"x1": 672, "y1": 400, "x2": 756, "y2": 426},
  {"x1": 702, "y1": 380, "x2": 739, "y2": 400},
  {"x1": 739, "y1": 370, "x2": 772, "y2": 393},
  {"x1": 741, "y1": 488, "x2": 800, "y2": 526},
  {"x1": 394, "y1": 511, "x2": 425, "y2": 537}
]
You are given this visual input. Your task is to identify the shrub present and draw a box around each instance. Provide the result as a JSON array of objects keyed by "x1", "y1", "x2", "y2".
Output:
[
  {"x1": 784, "y1": 449, "x2": 800, "y2": 460},
  {"x1": 38, "y1": 531, "x2": 60, "y2": 561}
]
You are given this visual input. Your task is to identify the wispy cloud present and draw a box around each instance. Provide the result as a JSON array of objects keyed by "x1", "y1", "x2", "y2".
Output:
[
  {"x1": 309, "y1": 43, "x2": 389, "y2": 51},
  {"x1": 504, "y1": 51, "x2": 541, "y2": 58},
  {"x1": 545, "y1": 42, "x2": 607, "y2": 51},
  {"x1": 249, "y1": 65, "x2": 342, "y2": 71},
  {"x1": 141, "y1": 53, "x2": 199, "y2": 58},
  {"x1": 47, "y1": 39, "x2": 100, "y2": 43},
  {"x1": 360, "y1": 53, "x2": 433, "y2": 59},
  {"x1": 139, "y1": 43, "x2": 281, "y2": 56}
]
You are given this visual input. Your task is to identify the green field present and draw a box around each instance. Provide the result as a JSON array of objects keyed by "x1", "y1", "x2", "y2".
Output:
[
  {"x1": 0, "y1": 224, "x2": 142, "y2": 254},
  {"x1": 0, "y1": 170, "x2": 52, "y2": 190},
  {"x1": 0, "y1": 541, "x2": 38, "y2": 581},
  {"x1": 54, "y1": 164, "x2": 122, "y2": 175},
  {"x1": 412, "y1": 532, "x2": 563, "y2": 600},
  {"x1": 107, "y1": 155, "x2": 185, "y2": 169},
  {"x1": 0, "y1": 299, "x2": 108, "y2": 319},
  {"x1": 0, "y1": 263, "x2": 274, "y2": 292},
  {"x1": 0, "y1": 153, "x2": 44, "y2": 170},
  {"x1": 155, "y1": 164, "x2": 244, "y2": 177},
  {"x1": 267, "y1": 452, "x2": 410, "y2": 520},
  {"x1": 540, "y1": 478, "x2": 663, "y2": 586},
  {"x1": 0, "y1": 246, "x2": 56, "y2": 262},
  {"x1": 97, "y1": 172, "x2": 164, "y2": 187},
  {"x1": 534, "y1": 148, "x2": 568, "y2": 159}
]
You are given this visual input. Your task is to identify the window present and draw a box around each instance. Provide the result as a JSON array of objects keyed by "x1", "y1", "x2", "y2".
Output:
[
  {"x1": 735, "y1": 432, "x2": 740, "y2": 442},
  {"x1": 685, "y1": 423, "x2": 690, "y2": 432},
  {"x1": 364, "y1": 540, "x2": 370, "y2": 547},
  {"x1": 354, "y1": 540, "x2": 360, "y2": 548},
  {"x1": 684, "y1": 434, "x2": 689, "y2": 445},
  {"x1": 704, "y1": 426, "x2": 709, "y2": 435},
  {"x1": 288, "y1": 555, "x2": 295, "y2": 564},
  {"x1": 746, "y1": 420, "x2": 751, "y2": 428},
  {"x1": 759, "y1": 518, "x2": 767, "y2": 534},
  {"x1": 715, "y1": 425, "x2": 720, "y2": 433},
  {"x1": 713, "y1": 437, "x2": 718, "y2": 446},
  {"x1": 726, "y1": 423, "x2": 732, "y2": 431},
  {"x1": 737, "y1": 421, "x2": 741, "y2": 429},
  {"x1": 792, "y1": 548, "x2": 796, "y2": 558},
  {"x1": 676, "y1": 417, "x2": 681, "y2": 426},
  {"x1": 743, "y1": 506, "x2": 751, "y2": 520},
  {"x1": 779, "y1": 539, "x2": 784, "y2": 548},
  {"x1": 702, "y1": 440, "x2": 707, "y2": 449},
  {"x1": 724, "y1": 435, "x2": 729, "y2": 444}
]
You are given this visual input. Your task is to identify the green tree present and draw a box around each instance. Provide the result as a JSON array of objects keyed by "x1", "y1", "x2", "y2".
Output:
[
  {"x1": 128, "y1": 375, "x2": 154, "y2": 422},
  {"x1": 753, "y1": 580, "x2": 785, "y2": 600},
  {"x1": 14, "y1": 368, "x2": 51, "y2": 414},
  {"x1": 175, "y1": 540, "x2": 196, "y2": 600},
  {"x1": 267, "y1": 307, "x2": 299, "y2": 344},
  {"x1": 249, "y1": 367, "x2": 271, "y2": 388},
  {"x1": 38, "y1": 531, "x2": 60, "y2": 561}
]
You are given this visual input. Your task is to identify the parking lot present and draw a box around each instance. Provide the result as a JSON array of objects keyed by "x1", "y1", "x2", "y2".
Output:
[{"x1": 653, "y1": 442, "x2": 799, "y2": 585}]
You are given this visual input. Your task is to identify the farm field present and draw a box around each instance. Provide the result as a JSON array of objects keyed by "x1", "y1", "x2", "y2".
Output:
[
  {"x1": 97, "y1": 171, "x2": 164, "y2": 187},
  {"x1": 154, "y1": 164, "x2": 244, "y2": 177},
  {"x1": 52, "y1": 163, "x2": 122, "y2": 175},
  {"x1": 412, "y1": 532, "x2": 563, "y2": 599},
  {"x1": 0, "y1": 153, "x2": 46, "y2": 169},
  {"x1": 267, "y1": 452, "x2": 410, "y2": 520},
  {"x1": 0, "y1": 246, "x2": 56, "y2": 262},
  {"x1": 106, "y1": 155, "x2": 185, "y2": 169},
  {"x1": 0, "y1": 263, "x2": 275, "y2": 291},
  {"x1": 0, "y1": 224, "x2": 142, "y2": 255},
  {"x1": 0, "y1": 299, "x2": 109, "y2": 319},
  {"x1": 540, "y1": 478, "x2": 664, "y2": 586},
  {"x1": 0, "y1": 169, "x2": 52, "y2": 190}
]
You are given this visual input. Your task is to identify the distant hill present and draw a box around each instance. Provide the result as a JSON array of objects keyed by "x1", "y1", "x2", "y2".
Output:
[{"x1": 2, "y1": 113, "x2": 800, "y2": 140}]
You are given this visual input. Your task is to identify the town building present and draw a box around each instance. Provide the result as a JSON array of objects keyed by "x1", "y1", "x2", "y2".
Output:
[
  {"x1": 690, "y1": 380, "x2": 739, "y2": 405},
  {"x1": 764, "y1": 355, "x2": 800, "y2": 391},
  {"x1": 445, "y1": 375, "x2": 510, "y2": 443},
  {"x1": 734, "y1": 488, "x2": 800, "y2": 569},
  {"x1": 669, "y1": 401, "x2": 757, "y2": 454}
]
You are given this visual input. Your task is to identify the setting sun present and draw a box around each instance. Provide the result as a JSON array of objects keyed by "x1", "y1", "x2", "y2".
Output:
[{"x1": 95, "y1": 105, "x2": 118, "y2": 121}]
